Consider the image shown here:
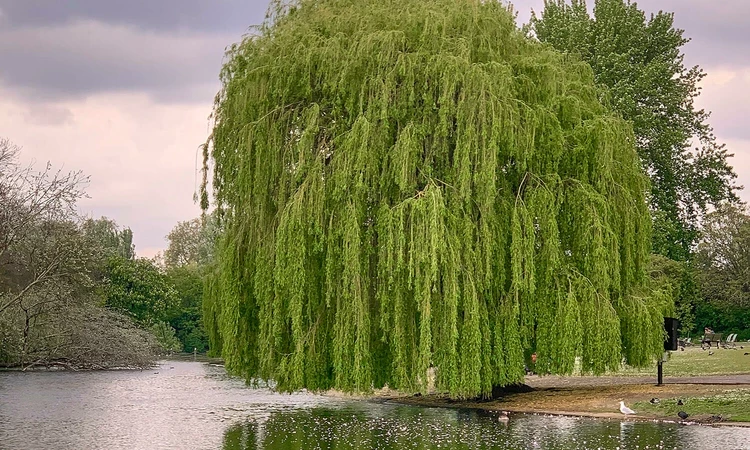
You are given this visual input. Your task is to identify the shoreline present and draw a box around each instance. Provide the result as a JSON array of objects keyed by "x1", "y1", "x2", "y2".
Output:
[
  {"x1": 386, "y1": 394, "x2": 750, "y2": 427},
  {"x1": 374, "y1": 378, "x2": 750, "y2": 427}
]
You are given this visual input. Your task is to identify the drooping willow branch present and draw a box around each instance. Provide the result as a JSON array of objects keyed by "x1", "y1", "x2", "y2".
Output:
[{"x1": 202, "y1": 0, "x2": 670, "y2": 398}]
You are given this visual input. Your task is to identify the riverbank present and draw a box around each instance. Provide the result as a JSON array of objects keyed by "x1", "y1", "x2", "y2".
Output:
[{"x1": 386, "y1": 376, "x2": 750, "y2": 427}]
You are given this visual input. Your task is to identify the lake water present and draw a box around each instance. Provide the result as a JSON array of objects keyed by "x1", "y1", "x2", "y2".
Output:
[{"x1": 1, "y1": 361, "x2": 749, "y2": 449}]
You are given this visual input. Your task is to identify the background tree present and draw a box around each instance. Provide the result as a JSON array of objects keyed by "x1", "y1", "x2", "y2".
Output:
[
  {"x1": 693, "y1": 204, "x2": 750, "y2": 339},
  {"x1": 163, "y1": 216, "x2": 219, "y2": 269},
  {"x1": 81, "y1": 217, "x2": 135, "y2": 261},
  {"x1": 103, "y1": 257, "x2": 179, "y2": 325},
  {"x1": 202, "y1": 0, "x2": 668, "y2": 398},
  {"x1": 164, "y1": 219, "x2": 203, "y2": 268},
  {"x1": 531, "y1": 0, "x2": 739, "y2": 260},
  {"x1": 161, "y1": 216, "x2": 216, "y2": 352},
  {"x1": 165, "y1": 265, "x2": 208, "y2": 352},
  {"x1": 647, "y1": 254, "x2": 699, "y2": 334}
]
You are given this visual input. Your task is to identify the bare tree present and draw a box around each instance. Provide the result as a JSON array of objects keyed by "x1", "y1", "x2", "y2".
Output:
[
  {"x1": 0, "y1": 138, "x2": 89, "y2": 316},
  {"x1": 0, "y1": 138, "x2": 157, "y2": 369}
]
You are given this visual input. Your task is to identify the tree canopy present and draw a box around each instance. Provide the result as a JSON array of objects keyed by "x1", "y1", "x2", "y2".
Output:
[
  {"x1": 530, "y1": 0, "x2": 739, "y2": 260},
  {"x1": 695, "y1": 204, "x2": 750, "y2": 309},
  {"x1": 202, "y1": 0, "x2": 670, "y2": 398}
]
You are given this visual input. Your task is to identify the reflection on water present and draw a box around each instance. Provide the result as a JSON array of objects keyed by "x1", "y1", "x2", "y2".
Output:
[
  {"x1": 2, "y1": 361, "x2": 749, "y2": 450},
  {"x1": 222, "y1": 406, "x2": 750, "y2": 450}
]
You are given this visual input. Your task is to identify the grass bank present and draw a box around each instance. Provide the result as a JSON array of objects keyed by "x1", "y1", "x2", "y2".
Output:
[{"x1": 634, "y1": 390, "x2": 750, "y2": 422}]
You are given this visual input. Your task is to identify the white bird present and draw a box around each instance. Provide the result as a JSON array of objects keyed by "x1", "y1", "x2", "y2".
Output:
[{"x1": 619, "y1": 401, "x2": 636, "y2": 415}]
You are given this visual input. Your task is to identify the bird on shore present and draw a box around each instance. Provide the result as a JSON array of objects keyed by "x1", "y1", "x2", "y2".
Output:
[
  {"x1": 678, "y1": 411, "x2": 689, "y2": 420},
  {"x1": 619, "y1": 401, "x2": 636, "y2": 415},
  {"x1": 677, "y1": 399, "x2": 684, "y2": 406},
  {"x1": 649, "y1": 398, "x2": 660, "y2": 405}
]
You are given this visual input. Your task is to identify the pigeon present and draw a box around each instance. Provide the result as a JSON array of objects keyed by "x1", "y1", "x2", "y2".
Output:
[
  {"x1": 649, "y1": 398, "x2": 660, "y2": 404},
  {"x1": 708, "y1": 351, "x2": 715, "y2": 356},
  {"x1": 677, "y1": 399, "x2": 684, "y2": 406},
  {"x1": 678, "y1": 411, "x2": 689, "y2": 420},
  {"x1": 619, "y1": 401, "x2": 636, "y2": 415}
]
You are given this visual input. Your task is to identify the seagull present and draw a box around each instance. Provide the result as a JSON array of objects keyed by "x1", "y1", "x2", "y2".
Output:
[
  {"x1": 619, "y1": 401, "x2": 636, "y2": 415},
  {"x1": 677, "y1": 399, "x2": 684, "y2": 406},
  {"x1": 649, "y1": 398, "x2": 660, "y2": 404},
  {"x1": 678, "y1": 411, "x2": 689, "y2": 420}
]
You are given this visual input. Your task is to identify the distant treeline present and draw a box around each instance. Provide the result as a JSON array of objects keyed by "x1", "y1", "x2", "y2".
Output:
[{"x1": 0, "y1": 138, "x2": 214, "y2": 370}]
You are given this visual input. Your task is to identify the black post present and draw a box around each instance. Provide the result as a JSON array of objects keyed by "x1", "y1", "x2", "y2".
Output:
[
  {"x1": 657, "y1": 360, "x2": 663, "y2": 386},
  {"x1": 660, "y1": 317, "x2": 679, "y2": 386}
]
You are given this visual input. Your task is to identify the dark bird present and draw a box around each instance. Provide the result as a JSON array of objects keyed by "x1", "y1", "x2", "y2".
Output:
[
  {"x1": 649, "y1": 398, "x2": 660, "y2": 404},
  {"x1": 677, "y1": 399, "x2": 684, "y2": 406},
  {"x1": 678, "y1": 411, "x2": 689, "y2": 420},
  {"x1": 708, "y1": 351, "x2": 715, "y2": 356},
  {"x1": 680, "y1": 347, "x2": 685, "y2": 351},
  {"x1": 744, "y1": 352, "x2": 749, "y2": 356}
]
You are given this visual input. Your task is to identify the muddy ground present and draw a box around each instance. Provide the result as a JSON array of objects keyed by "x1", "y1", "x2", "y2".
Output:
[{"x1": 382, "y1": 376, "x2": 750, "y2": 426}]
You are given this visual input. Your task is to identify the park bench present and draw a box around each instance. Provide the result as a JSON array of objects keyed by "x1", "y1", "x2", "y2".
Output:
[{"x1": 702, "y1": 333, "x2": 722, "y2": 349}]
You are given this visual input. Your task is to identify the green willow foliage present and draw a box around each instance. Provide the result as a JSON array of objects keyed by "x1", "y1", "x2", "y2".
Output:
[{"x1": 202, "y1": 0, "x2": 670, "y2": 398}]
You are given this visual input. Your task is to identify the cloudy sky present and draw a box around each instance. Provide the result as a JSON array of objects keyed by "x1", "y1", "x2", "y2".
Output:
[{"x1": 1, "y1": 1, "x2": 748, "y2": 257}]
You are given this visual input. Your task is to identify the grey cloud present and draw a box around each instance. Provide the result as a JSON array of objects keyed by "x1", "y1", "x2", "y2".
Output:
[
  {"x1": 697, "y1": 72, "x2": 750, "y2": 141},
  {"x1": 22, "y1": 103, "x2": 75, "y2": 126},
  {"x1": 0, "y1": 0, "x2": 267, "y2": 34},
  {"x1": 0, "y1": 20, "x2": 236, "y2": 103},
  {"x1": 643, "y1": 1, "x2": 750, "y2": 68},
  {"x1": 511, "y1": 0, "x2": 750, "y2": 69}
]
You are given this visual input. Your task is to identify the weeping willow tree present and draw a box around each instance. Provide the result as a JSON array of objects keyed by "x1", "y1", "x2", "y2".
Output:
[{"x1": 201, "y1": 0, "x2": 672, "y2": 398}]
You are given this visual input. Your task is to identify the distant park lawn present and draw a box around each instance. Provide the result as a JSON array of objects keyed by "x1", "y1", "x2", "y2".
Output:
[{"x1": 613, "y1": 344, "x2": 750, "y2": 377}]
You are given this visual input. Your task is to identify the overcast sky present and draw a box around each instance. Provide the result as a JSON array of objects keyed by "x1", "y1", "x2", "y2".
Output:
[{"x1": 1, "y1": 1, "x2": 748, "y2": 257}]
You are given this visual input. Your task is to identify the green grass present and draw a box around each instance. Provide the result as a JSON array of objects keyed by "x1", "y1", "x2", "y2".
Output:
[
  {"x1": 634, "y1": 389, "x2": 750, "y2": 422},
  {"x1": 610, "y1": 345, "x2": 750, "y2": 377}
]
